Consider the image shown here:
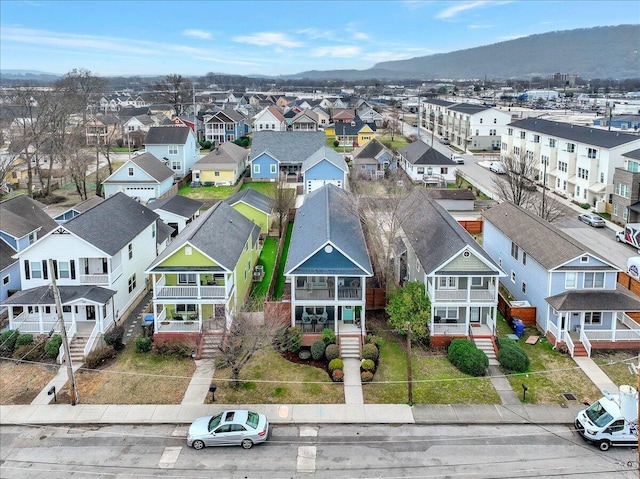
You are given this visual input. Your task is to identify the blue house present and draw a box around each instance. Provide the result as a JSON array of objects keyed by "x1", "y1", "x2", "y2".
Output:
[
  {"x1": 144, "y1": 126, "x2": 199, "y2": 178},
  {"x1": 204, "y1": 109, "x2": 250, "y2": 145},
  {"x1": 102, "y1": 152, "x2": 175, "y2": 202},
  {"x1": 54, "y1": 196, "x2": 104, "y2": 224},
  {"x1": 250, "y1": 131, "x2": 326, "y2": 181},
  {"x1": 483, "y1": 202, "x2": 640, "y2": 357},
  {"x1": 301, "y1": 146, "x2": 348, "y2": 193},
  {"x1": 0, "y1": 195, "x2": 58, "y2": 309},
  {"x1": 351, "y1": 139, "x2": 395, "y2": 179}
]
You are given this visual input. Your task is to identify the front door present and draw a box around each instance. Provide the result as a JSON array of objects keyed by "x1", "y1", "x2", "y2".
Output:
[
  {"x1": 470, "y1": 307, "x2": 480, "y2": 323},
  {"x1": 86, "y1": 305, "x2": 96, "y2": 320}
]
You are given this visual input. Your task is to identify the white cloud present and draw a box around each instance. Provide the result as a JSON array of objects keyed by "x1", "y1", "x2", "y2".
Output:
[
  {"x1": 497, "y1": 34, "x2": 526, "y2": 41},
  {"x1": 232, "y1": 32, "x2": 303, "y2": 48},
  {"x1": 468, "y1": 24, "x2": 494, "y2": 29},
  {"x1": 362, "y1": 50, "x2": 415, "y2": 62},
  {"x1": 352, "y1": 31, "x2": 369, "y2": 40},
  {"x1": 311, "y1": 45, "x2": 361, "y2": 58},
  {"x1": 436, "y1": 1, "x2": 489, "y2": 20},
  {"x1": 183, "y1": 29, "x2": 211, "y2": 40},
  {"x1": 296, "y1": 28, "x2": 334, "y2": 40}
]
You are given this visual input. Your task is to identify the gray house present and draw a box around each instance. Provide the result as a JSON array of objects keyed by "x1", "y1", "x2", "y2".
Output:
[
  {"x1": 144, "y1": 126, "x2": 199, "y2": 178},
  {"x1": 351, "y1": 139, "x2": 395, "y2": 179},
  {"x1": 483, "y1": 202, "x2": 640, "y2": 357}
]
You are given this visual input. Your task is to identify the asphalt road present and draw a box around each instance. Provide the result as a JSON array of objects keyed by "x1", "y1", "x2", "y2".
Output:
[{"x1": 1, "y1": 424, "x2": 636, "y2": 478}]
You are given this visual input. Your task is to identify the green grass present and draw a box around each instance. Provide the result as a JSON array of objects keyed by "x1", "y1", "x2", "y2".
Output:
[
  {"x1": 592, "y1": 350, "x2": 638, "y2": 388},
  {"x1": 273, "y1": 222, "x2": 293, "y2": 300},
  {"x1": 250, "y1": 237, "x2": 278, "y2": 297},
  {"x1": 240, "y1": 182, "x2": 276, "y2": 197},
  {"x1": 178, "y1": 185, "x2": 235, "y2": 199},
  {"x1": 377, "y1": 134, "x2": 409, "y2": 151}
]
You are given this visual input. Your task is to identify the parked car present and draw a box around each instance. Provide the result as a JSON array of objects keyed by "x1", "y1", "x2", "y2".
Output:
[
  {"x1": 489, "y1": 162, "x2": 507, "y2": 174},
  {"x1": 132, "y1": 149, "x2": 146, "y2": 156},
  {"x1": 411, "y1": 122, "x2": 418, "y2": 127},
  {"x1": 578, "y1": 213, "x2": 605, "y2": 227},
  {"x1": 439, "y1": 138, "x2": 450, "y2": 145},
  {"x1": 451, "y1": 154, "x2": 464, "y2": 165},
  {"x1": 187, "y1": 410, "x2": 269, "y2": 450}
]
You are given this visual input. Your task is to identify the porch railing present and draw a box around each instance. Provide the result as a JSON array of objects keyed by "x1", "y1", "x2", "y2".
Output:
[
  {"x1": 486, "y1": 313, "x2": 496, "y2": 336},
  {"x1": 80, "y1": 273, "x2": 109, "y2": 285},
  {"x1": 155, "y1": 320, "x2": 201, "y2": 333},
  {"x1": 584, "y1": 329, "x2": 640, "y2": 341},
  {"x1": 579, "y1": 328, "x2": 592, "y2": 357},
  {"x1": 84, "y1": 322, "x2": 102, "y2": 357},
  {"x1": 547, "y1": 320, "x2": 559, "y2": 342},
  {"x1": 156, "y1": 285, "x2": 227, "y2": 299},
  {"x1": 432, "y1": 322, "x2": 467, "y2": 336},
  {"x1": 15, "y1": 320, "x2": 72, "y2": 334},
  {"x1": 620, "y1": 313, "x2": 640, "y2": 331},
  {"x1": 565, "y1": 332, "x2": 575, "y2": 357},
  {"x1": 433, "y1": 288, "x2": 496, "y2": 302}
]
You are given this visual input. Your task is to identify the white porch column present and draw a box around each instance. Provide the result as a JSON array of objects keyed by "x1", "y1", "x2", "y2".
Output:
[
  {"x1": 97, "y1": 305, "x2": 104, "y2": 333},
  {"x1": 198, "y1": 303, "x2": 203, "y2": 332},
  {"x1": 38, "y1": 307, "x2": 43, "y2": 332},
  {"x1": 291, "y1": 302, "x2": 296, "y2": 328},
  {"x1": 71, "y1": 307, "x2": 77, "y2": 332},
  {"x1": 8, "y1": 308, "x2": 14, "y2": 330},
  {"x1": 360, "y1": 305, "x2": 365, "y2": 336},
  {"x1": 467, "y1": 278, "x2": 471, "y2": 302},
  {"x1": 334, "y1": 276, "x2": 338, "y2": 300},
  {"x1": 152, "y1": 274, "x2": 157, "y2": 299},
  {"x1": 611, "y1": 312, "x2": 616, "y2": 340},
  {"x1": 197, "y1": 277, "x2": 201, "y2": 299}
]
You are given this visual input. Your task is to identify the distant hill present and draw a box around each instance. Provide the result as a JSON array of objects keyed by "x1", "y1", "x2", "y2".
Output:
[
  {"x1": 291, "y1": 24, "x2": 640, "y2": 81},
  {"x1": 1, "y1": 70, "x2": 61, "y2": 82}
]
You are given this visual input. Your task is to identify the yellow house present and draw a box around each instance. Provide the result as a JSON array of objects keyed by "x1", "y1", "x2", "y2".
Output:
[
  {"x1": 357, "y1": 123, "x2": 376, "y2": 146},
  {"x1": 191, "y1": 141, "x2": 249, "y2": 186}
]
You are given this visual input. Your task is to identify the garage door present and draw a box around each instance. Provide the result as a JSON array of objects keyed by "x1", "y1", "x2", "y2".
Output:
[
  {"x1": 306, "y1": 180, "x2": 342, "y2": 193},
  {"x1": 125, "y1": 187, "x2": 156, "y2": 202}
]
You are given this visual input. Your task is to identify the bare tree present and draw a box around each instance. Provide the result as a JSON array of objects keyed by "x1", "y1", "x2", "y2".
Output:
[
  {"x1": 55, "y1": 69, "x2": 107, "y2": 125},
  {"x1": 152, "y1": 74, "x2": 193, "y2": 116},
  {"x1": 531, "y1": 188, "x2": 566, "y2": 223},
  {"x1": 62, "y1": 131, "x2": 92, "y2": 200},
  {"x1": 270, "y1": 177, "x2": 296, "y2": 238}
]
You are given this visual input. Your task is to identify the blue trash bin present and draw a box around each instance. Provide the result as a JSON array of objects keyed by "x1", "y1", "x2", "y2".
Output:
[{"x1": 514, "y1": 319, "x2": 525, "y2": 338}]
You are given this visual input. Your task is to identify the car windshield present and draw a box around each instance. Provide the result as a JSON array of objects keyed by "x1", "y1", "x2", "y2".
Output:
[
  {"x1": 585, "y1": 401, "x2": 614, "y2": 427},
  {"x1": 208, "y1": 413, "x2": 222, "y2": 432},
  {"x1": 246, "y1": 411, "x2": 260, "y2": 429}
]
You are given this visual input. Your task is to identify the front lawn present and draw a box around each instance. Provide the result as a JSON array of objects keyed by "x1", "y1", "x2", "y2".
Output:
[
  {"x1": 250, "y1": 237, "x2": 278, "y2": 298},
  {"x1": 0, "y1": 361, "x2": 59, "y2": 404},
  {"x1": 178, "y1": 184, "x2": 235, "y2": 199},
  {"x1": 377, "y1": 133, "x2": 410, "y2": 151},
  {"x1": 210, "y1": 347, "x2": 343, "y2": 404},
  {"x1": 592, "y1": 350, "x2": 638, "y2": 389},
  {"x1": 240, "y1": 182, "x2": 276, "y2": 197},
  {"x1": 273, "y1": 222, "x2": 293, "y2": 300}
]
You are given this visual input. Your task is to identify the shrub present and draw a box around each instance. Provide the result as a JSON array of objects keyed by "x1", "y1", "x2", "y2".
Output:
[
  {"x1": 0, "y1": 330, "x2": 20, "y2": 356},
  {"x1": 497, "y1": 339, "x2": 530, "y2": 372},
  {"x1": 580, "y1": 203, "x2": 590, "y2": 209},
  {"x1": 311, "y1": 340, "x2": 326, "y2": 361},
  {"x1": 322, "y1": 328, "x2": 336, "y2": 346},
  {"x1": 333, "y1": 140, "x2": 340, "y2": 148},
  {"x1": 16, "y1": 333, "x2": 34, "y2": 348},
  {"x1": 103, "y1": 325, "x2": 125, "y2": 350},
  {"x1": 361, "y1": 359, "x2": 376, "y2": 372},
  {"x1": 135, "y1": 337, "x2": 152, "y2": 353},
  {"x1": 45, "y1": 334, "x2": 63, "y2": 358},
  {"x1": 13, "y1": 341, "x2": 46, "y2": 361},
  {"x1": 361, "y1": 371, "x2": 374, "y2": 382},
  {"x1": 331, "y1": 369, "x2": 344, "y2": 382},
  {"x1": 325, "y1": 344, "x2": 339, "y2": 361},
  {"x1": 362, "y1": 343, "x2": 379, "y2": 362},
  {"x1": 275, "y1": 326, "x2": 302, "y2": 353},
  {"x1": 447, "y1": 338, "x2": 488, "y2": 377},
  {"x1": 203, "y1": 140, "x2": 212, "y2": 149},
  {"x1": 366, "y1": 335, "x2": 385, "y2": 348},
  {"x1": 85, "y1": 346, "x2": 116, "y2": 369},
  {"x1": 328, "y1": 358, "x2": 344, "y2": 372},
  {"x1": 153, "y1": 340, "x2": 193, "y2": 358}
]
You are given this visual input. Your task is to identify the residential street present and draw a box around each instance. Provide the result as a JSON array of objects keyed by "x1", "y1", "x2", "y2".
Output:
[{"x1": 1, "y1": 424, "x2": 637, "y2": 478}]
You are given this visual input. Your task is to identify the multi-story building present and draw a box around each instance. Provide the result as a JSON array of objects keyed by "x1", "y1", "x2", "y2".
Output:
[{"x1": 611, "y1": 149, "x2": 640, "y2": 224}]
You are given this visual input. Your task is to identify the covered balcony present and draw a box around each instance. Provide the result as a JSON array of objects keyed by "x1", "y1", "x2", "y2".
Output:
[
  {"x1": 153, "y1": 273, "x2": 231, "y2": 300},
  {"x1": 431, "y1": 276, "x2": 497, "y2": 302},
  {"x1": 152, "y1": 303, "x2": 226, "y2": 333},
  {"x1": 79, "y1": 256, "x2": 122, "y2": 285},
  {"x1": 293, "y1": 276, "x2": 363, "y2": 301}
]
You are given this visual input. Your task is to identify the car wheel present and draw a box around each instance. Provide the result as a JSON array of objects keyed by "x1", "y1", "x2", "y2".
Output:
[
  {"x1": 598, "y1": 440, "x2": 611, "y2": 451},
  {"x1": 192, "y1": 440, "x2": 205, "y2": 450},
  {"x1": 241, "y1": 439, "x2": 253, "y2": 449},
  {"x1": 616, "y1": 235, "x2": 621, "y2": 242}
]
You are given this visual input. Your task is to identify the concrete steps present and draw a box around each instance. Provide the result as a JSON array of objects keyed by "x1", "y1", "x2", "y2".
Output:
[
  {"x1": 474, "y1": 337, "x2": 499, "y2": 366},
  {"x1": 572, "y1": 342, "x2": 589, "y2": 357},
  {"x1": 200, "y1": 334, "x2": 222, "y2": 360},
  {"x1": 67, "y1": 332, "x2": 92, "y2": 365},
  {"x1": 340, "y1": 336, "x2": 361, "y2": 359}
]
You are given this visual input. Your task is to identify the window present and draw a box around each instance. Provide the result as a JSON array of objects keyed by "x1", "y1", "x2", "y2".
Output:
[
  {"x1": 513, "y1": 146, "x2": 520, "y2": 156},
  {"x1": 493, "y1": 118, "x2": 497, "y2": 124},
  {"x1": 128, "y1": 274, "x2": 136, "y2": 293},
  {"x1": 176, "y1": 304, "x2": 197, "y2": 313},
  {"x1": 214, "y1": 171, "x2": 220, "y2": 177},
  {"x1": 438, "y1": 276, "x2": 457, "y2": 289},
  {"x1": 510, "y1": 242, "x2": 519, "y2": 260},
  {"x1": 578, "y1": 167, "x2": 589, "y2": 180},
  {"x1": 565, "y1": 272, "x2": 577, "y2": 289},
  {"x1": 584, "y1": 272, "x2": 605, "y2": 288},
  {"x1": 623, "y1": 207, "x2": 629, "y2": 221},
  {"x1": 128, "y1": 243, "x2": 133, "y2": 259},
  {"x1": 584, "y1": 311, "x2": 602, "y2": 324},
  {"x1": 168, "y1": 145, "x2": 178, "y2": 155},
  {"x1": 253, "y1": 164, "x2": 260, "y2": 174},
  {"x1": 558, "y1": 161, "x2": 568, "y2": 173},
  {"x1": 435, "y1": 307, "x2": 458, "y2": 319},
  {"x1": 28, "y1": 232, "x2": 36, "y2": 245},
  {"x1": 489, "y1": 129, "x2": 496, "y2": 136},
  {"x1": 628, "y1": 160, "x2": 640, "y2": 173},
  {"x1": 178, "y1": 273, "x2": 196, "y2": 284},
  {"x1": 511, "y1": 270, "x2": 516, "y2": 283},
  {"x1": 471, "y1": 277, "x2": 483, "y2": 287},
  {"x1": 587, "y1": 148, "x2": 597, "y2": 159},
  {"x1": 501, "y1": 142, "x2": 508, "y2": 150},
  {"x1": 541, "y1": 155, "x2": 549, "y2": 166},
  {"x1": 479, "y1": 118, "x2": 483, "y2": 124},
  {"x1": 2, "y1": 274, "x2": 9, "y2": 285},
  {"x1": 615, "y1": 182, "x2": 630, "y2": 198},
  {"x1": 522, "y1": 252, "x2": 527, "y2": 266},
  {"x1": 566, "y1": 143, "x2": 575, "y2": 153},
  {"x1": 270, "y1": 164, "x2": 277, "y2": 174},
  {"x1": 171, "y1": 161, "x2": 181, "y2": 171},
  {"x1": 28, "y1": 306, "x2": 39, "y2": 314},
  {"x1": 31, "y1": 261, "x2": 42, "y2": 279},
  {"x1": 549, "y1": 139, "x2": 557, "y2": 148},
  {"x1": 58, "y1": 261, "x2": 70, "y2": 279},
  {"x1": 62, "y1": 305, "x2": 72, "y2": 313},
  {"x1": 519, "y1": 131, "x2": 526, "y2": 139},
  {"x1": 441, "y1": 167, "x2": 448, "y2": 175},
  {"x1": 508, "y1": 128, "x2": 513, "y2": 136},
  {"x1": 128, "y1": 167, "x2": 134, "y2": 176},
  {"x1": 580, "y1": 255, "x2": 588, "y2": 263},
  {"x1": 521, "y1": 282, "x2": 527, "y2": 294},
  {"x1": 533, "y1": 134, "x2": 540, "y2": 143},
  {"x1": 576, "y1": 186, "x2": 580, "y2": 196},
  {"x1": 152, "y1": 222, "x2": 156, "y2": 238}
]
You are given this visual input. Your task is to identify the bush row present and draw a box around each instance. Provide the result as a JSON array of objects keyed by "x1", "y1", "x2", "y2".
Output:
[
  {"x1": 447, "y1": 338, "x2": 488, "y2": 377},
  {"x1": 497, "y1": 338, "x2": 530, "y2": 372}
]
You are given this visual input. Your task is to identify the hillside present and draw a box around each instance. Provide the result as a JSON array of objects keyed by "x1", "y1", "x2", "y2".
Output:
[{"x1": 291, "y1": 24, "x2": 639, "y2": 81}]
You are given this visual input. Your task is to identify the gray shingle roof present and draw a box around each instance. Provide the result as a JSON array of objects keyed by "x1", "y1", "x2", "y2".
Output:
[
  {"x1": 148, "y1": 195, "x2": 203, "y2": 218},
  {"x1": 194, "y1": 142, "x2": 248, "y2": 167},
  {"x1": 72, "y1": 196, "x2": 104, "y2": 213},
  {"x1": 145, "y1": 126, "x2": 191, "y2": 145},
  {"x1": 400, "y1": 188, "x2": 501, "y2": 275},
  {"x1": 336, "y1": 118, "x2": 376, "y2": 135},
  {"x1": 302, "y1": 146, "x2": 348, "y2": 173},
  {"x1": 285, "y1": 184, "x2": 372, "y2": 276},
  {"x1": 128, "y1": 153, "x2": 175, "y2": 182},
  {"x1": 156, "y1": 219, "x2": 175, "y2": 244},
  {"x1": 0, "y1": 238, "x2": 17, "y2": 271},
  {"x1": 623, "y1": 148, "x2": 640, "y2": 161},
  {"x1": 250, "y1": 131, "x2": 326, "y2": 164},
  {"x1": 2, "y1": 285, "x2": 116, "y2": 306},
  {"x1": 224, "y1": 188, "x2": 272, "y2": 215},
  {"x1": 546, "y1": 288, "x2": 640, "y2": 311},
  {"x1": 352, "y1": 139, "x2": 388, "y2": 160},
  {"x1": 397, "y1": 140, "x2": 457, "y2": 166},
  {"x1": 426, "y1": 188, "x2": 476, "y2": 200},
  {"x1": 147, "y1": 201, "x2": 259, "y2": 272},
  {"x1": 447, "y1": 103, "x2": 490, "y2": 114},
  {"x1": 509, "y1": 117, "x2": 640, "y2": 148},
  {"x1": 425, "y1": 99, "x2": 455, "y2": 107},
  {"x1": 208, "y1": 109, "x2": 245, "y2": 123},
  {"x1": 482, "y1": 202, "x2": 610, "y2": 270},
  {"x1": 0, "y1": 195, "x2": 58, "y2": 239},
  {"x1": 64, "y1": 193, "x2": 158, "y2": 256}
]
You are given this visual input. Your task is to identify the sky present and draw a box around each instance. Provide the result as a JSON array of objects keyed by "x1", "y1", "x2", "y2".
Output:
[{"x1": 1, "y1": 1, "x2": 639, "y2": 78}]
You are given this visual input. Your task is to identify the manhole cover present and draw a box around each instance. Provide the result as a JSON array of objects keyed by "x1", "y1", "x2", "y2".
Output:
[{"x1": 563, "y1": 393, "x2": 577, "y2": 401}]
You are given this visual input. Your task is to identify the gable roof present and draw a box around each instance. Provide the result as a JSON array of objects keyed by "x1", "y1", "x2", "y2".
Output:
[
  {"x1": 400, "y1": 188, "x2": 502, "y2": 275},
  {"x1": 194, "y1": 141, "x2": 248, "y2": 168},
  {"x1": 285, "y1": 184, "x2": 372, "y2": 276},
  {"x1": 147, "y1": 201, "x2": 259, "y2": 272},
  {"x1": 72, "y1": 195, "x2": 105, "y2": 213},
  {"x1": 250, "y1": 131, "x2": 326, "y2": 164},
  {"x1": 482, "y1": 201, "x2": 613, "y2": 270},
  {"x1": 255, "y1": 105, "x2": 285, "y2": 122},
  {"x1": 0, "y1": 195, "x2": 58, "y2": 239},
  {"x1": 64, "y1": 192, "x2": 158, "y2": 256},
  {"x1": 0, "y1": 238, "x2": 17, "y2": 271},
  {"x1": 292, "y1": 110, "x2": 319, "y2": 123},
  {"x1": 2, "y1": 285, "x2": 116, "y2": 306},
  {"x1": 148, "y1": 195, "x2": 203, "y2": 218},
  {"x1": 208, "y1": 109, "x2": 245, "y2": 123},
  {"x1": 509, "y1": 117, "x2": 639, "y2": 148},
  {"x1": 302, "y1": 146, "x2": 348, "y2": 173},
  {"x1": 144, "y1": 126, "x2": 192, "y2": 145},
  {"x1": 130, "y1": 153, "x2": 175, "y2": 182},
  {"x1": 352, "y1": 138, "x2": 391, "y2": 162},
  {"x1": 338, "y1": 118, "x2": 376, "y2": 135},
  {"x1": 398, "y1": 140, "x2": 457, "y2": 166},
  {"x1": 426, "y1": 188, "x2": 476, "y2": 200},
  {"x1": 224, "y1": 187, "x2": 272, "y2": 215}
]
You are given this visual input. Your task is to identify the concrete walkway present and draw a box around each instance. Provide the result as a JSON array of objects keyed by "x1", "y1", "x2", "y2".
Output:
[
  {"x1": 31, "y1": 364, "x2": 81, "y2": 405},
  {"x1": 342, "y1": 358, "x2": 364, "y2": 404},
  {"x1": 181, "y1": 359, "x2": 216, "y2": 404},
  {"x1": 573, "y1": 356, "x2": 619, "y2": 394},
  {"x1": 488, "y1": 366, "x2": 522, "y2": 405}
]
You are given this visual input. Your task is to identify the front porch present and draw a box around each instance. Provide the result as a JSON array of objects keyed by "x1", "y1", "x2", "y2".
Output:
[{"x1": 151, "y1": 303, "x2": 227, "y2": 334}]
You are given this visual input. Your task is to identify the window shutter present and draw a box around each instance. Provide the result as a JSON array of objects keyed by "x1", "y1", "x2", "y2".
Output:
[
  {"x1": 70, "y1": 260, "x2": 76, "y2": 280},
  {"x1": 24, "y1": 260, "x2": 30, "y2": 280},
  {"x1": 52, "y1": 260, "x2": 58, "y2": 279},
  {"x1": 42, "y1": 260, "x2": 48, "y2": 280}
]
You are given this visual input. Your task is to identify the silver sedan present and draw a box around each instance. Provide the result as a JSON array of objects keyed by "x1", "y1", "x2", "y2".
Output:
[{"x1": 187, "y1": 410, "x2": 269, "y2": 450}]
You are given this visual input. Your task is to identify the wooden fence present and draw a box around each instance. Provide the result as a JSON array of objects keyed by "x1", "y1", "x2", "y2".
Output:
[
  {"x1": 497, "y1": 293, "x2": 536, "y2": 327},
  {"x1": 366, "y1": 288, "x2": 386, "y2": 310},
  {"x1": 458, "y1": 219, "x2": 483, "y2": 234}
]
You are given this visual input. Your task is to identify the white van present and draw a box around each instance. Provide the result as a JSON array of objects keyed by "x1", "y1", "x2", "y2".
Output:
[
  {"x1": 574, "y1": 385, "x2": 638, "y2": 451},
  {"x1": 451, "y1": 154, "x2": 464, "y2": 165}
]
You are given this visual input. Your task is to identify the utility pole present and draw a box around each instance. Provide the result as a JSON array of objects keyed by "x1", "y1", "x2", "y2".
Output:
[
  {"x1": 406, "y1": 321, "x2": 413, "y2": 405},
  {"x1": 49, "y1": 259, "x2": 78, "y2": 405},
  {"x1": 417, "y1": 88, "x2": 421, "y2": 142},
  {"x1": 541, "y1": 157, "x2": 547, "y2": 216}
]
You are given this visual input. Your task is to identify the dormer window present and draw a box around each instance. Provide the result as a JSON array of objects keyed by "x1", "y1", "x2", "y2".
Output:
[{"x1": 128, "y1": 167, "x2": 134, "y2": 176}]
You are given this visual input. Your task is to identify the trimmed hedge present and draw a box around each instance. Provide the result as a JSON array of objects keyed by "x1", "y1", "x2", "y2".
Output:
[
  {"x1": 361, "y1": 371, "x2": 374, "y2": 382},
  {"x1": 328, "y1": 358, "x2": 344, "y2": 372},
  {"x1": 311, "y1": 340, "x2": 326, "y2": 361},
  {"x1": 325, "y1": 344, "x2": 339, "y2": 361},
  {"x1": 447, "y1": 338, "x2": 488, "y2": 377},
  {"x1": 45, "y1": 335, "x2": 63, "y2": 358},
  {"x1": 497, "y1": 339, "x2": 530, "y2": 372},
  {"x1": 362, "y1": 343, "x2": 379, "y2": 362},
  {"x1": 331, "y1": 369, "x2": 344, "y2": 382},
  {"x1": 16, "y1": 333, "x2": 34, "y2": 348},
  {"x1": 361, "y1": 359, "x2": 376, "y2": 372}
]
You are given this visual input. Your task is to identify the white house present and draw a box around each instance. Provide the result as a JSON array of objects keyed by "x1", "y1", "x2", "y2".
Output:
[
  {"x1": 397, "y1": 140, "x2": 458, "y2": 185},
  {"x1": 102, "y1": 152, "x2": 175, "y2": 202},
  {"x1": 252, "y1": 105, "x2": 286, "y2": 132}
]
